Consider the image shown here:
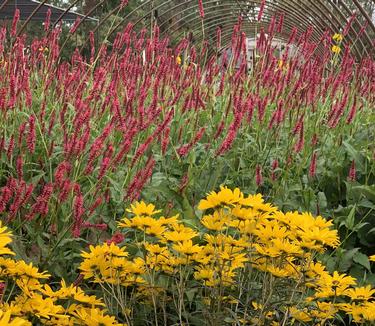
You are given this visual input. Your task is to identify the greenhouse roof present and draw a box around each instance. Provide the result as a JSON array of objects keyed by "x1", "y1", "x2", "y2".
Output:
[{"x1": 0, "y1": 0, "x2": 98, "y2": 22}]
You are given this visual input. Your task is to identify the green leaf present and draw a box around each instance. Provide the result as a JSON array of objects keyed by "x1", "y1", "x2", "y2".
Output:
[
  {"x1": 317, "y1": 192, "x2": 327, "y2": 210},
  {"x1": 352, "y1": 185, "x2": 375, "y2": 202},
  {"x1": 338, "y1": 248, "x2": 359, "y2": 272},
  {"x1": 343, "y1": 141, "x2": 364, "y2": 170},
  {"x1": 345, "y1": 205, "x2": 356, "y2": 230},
  {"x1": 353, "y1": 253, "x2": 371, "y2": 271},
  {"x1": 182, "y1": 194, "x2": 198, "y2": 227}
]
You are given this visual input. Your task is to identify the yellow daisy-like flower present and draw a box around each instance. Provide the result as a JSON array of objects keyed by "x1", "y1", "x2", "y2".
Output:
[
  {"x1": 20, "y1": 293, "x2": 65, "y2": 320},
  {"x1": 176, "y1": 56, "x2": 182, "y2": 65},
  {"x1": 198, "y1": 186, "x2": 243, "y2": 210},
  {"x1": 0, "y1": 310, "x2": 31, "y2": 326},
  {"x1": 332, "y1": 45, "x2": 341, "y2": 54},
  {"x1": 0, "y1": 222, "x2": 15, "y2": 256},
  {"x1": 173, "y1": 240, "x2": 202, "y2": 256},
  {"x1": 332, "y1": 33, "x2": 343, "y2": 42},
  {"x1": 73, "y1": 307, "x2": 125, "y2": 326},
  {"x1": 79, "y1": 255, "x2": 105, "y2": 281},
  {"x1": 126, "y1": 201, "x2": 161, "y2": 217},
  {"x1": 345, "y1": 285, "x2": 375, "y2": 301},
  {"x1": 239, "y1": 193, "x2": 277, "y2": 213},
  {"x1": 289, "y1": 306, "x2": 312, "y2": 323},
  {"x1": 200, "y1": 210, "x2": 229, "y2": 231},
  {"x1": 163, "y1": 224, "x2": 198, "y2": 243},
  {"x1": 315, "y1": 271, "x2": 357, "y2": 298},
  {"x1": 310, "y1": 302, "x2": 338, "y2": 320},
  {"x1": 369, "y1": 255, "x2": 375, "y2": 262},
  {"x1": 10, "y1": 261, "x2": 50, "y2": 279}
]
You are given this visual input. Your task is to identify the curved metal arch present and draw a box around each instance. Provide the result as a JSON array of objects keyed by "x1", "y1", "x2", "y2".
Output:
[
  {"x1": 109, "y1": 0, "x2": 369, "y2": 59},
  {"x1": 160, "y1": 1, "x2": 321, "y2": 36},
  {"x1": 338, "y1": 0, "x2": 373, "y2": 54},
  {"x1": 52, "y1": 0, "x2": 81, "y2": 28},
  {"x1": 165, "y1": 1, "x2": 324, "y2": 42},
  {"x1": 175, "y1": 11, "x2": 321, "y2": 50},
  {"x1": 17, "y1": 0, "x2": 50, "y2": 37},
  {"x1": 165, "y1": 0, "x2": 367, "y2": 58},
  {"x1": 323, "y1": 0, "x2": 369, "y2": 57},
  {"x1": 107, "y1": 0, "x2": 328, "y2": 43},
  {"x1": 352, "y1": 0, "x2": 375, "y2": 35},
  {"x1": 1, "y1": 0, "x2": 373, "y2": 59},
  {"x1": 0, "y1": 0, "x2": 10, "y2": 13},
  {"x1": 214, "y1": 27, "x2": 326, "y2": 60},
  {"x1": 162, "y1": 1, "x2": 350, "y2": 57},
  {"x1": 59, "y1": 0, "x2": 106, "y2": 54},
  {"x1": 102, "y1": 0, "x2": 319, "y2": 45},
  {"x1": 195, "y1": 19, "x2": 326, "y2": 59}
]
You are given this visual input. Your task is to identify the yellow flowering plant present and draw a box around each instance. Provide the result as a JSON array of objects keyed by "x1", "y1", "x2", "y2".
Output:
[
  {"x1": 0, "y1": 222, "x2": 125, "y2": 326},
  {"x1": 77, "y1": 187, "x2": 375, "y2": 325}
]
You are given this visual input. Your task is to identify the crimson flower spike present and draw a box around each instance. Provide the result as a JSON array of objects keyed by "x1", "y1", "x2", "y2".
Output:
[
  {"x1": 11, "y1": 9, "x2": 20, "y2": 37},
  {"x1": 257, "y1": 0, "x2": 266, "y2": 22},
  {"x1": 256, "y1": 165, "x2": 263, "y2": 186},
  {"x1": 348, "y1": 160, "x2": 356, "y2": 182},
  {"x1": 198, "y1": 0, "x2": 205, "y2": 19},
  {"x1": 44, "y1": 9, "x2": 51, "y2": 32}
]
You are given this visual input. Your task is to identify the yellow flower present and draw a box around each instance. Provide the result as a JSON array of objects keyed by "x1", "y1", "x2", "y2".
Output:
[
  {"x1": 16, "y1": 278, "x2": 43, "y2": 296},
  {"x1": 11, "y1": 261, "x2": 50, "y2": 279},
  {"x1": 239, "y1": 193, "x2": 277, "y2": 213},
  {"x1": 296, "y1": 226, "x2": 339, "y2": 249},
  {"x1": 266, "y1": 265, "x2": 292, "y2": 278},
  {"x1": 0, "y1": 310, "x2": 31, "y2": 325},
  {"x1": 200, "y1": 210, "x2": 229, "y2": 231},
  {"x1": 271, "y1": 238, "x2": 302, "y2": 256},
  {"x1": 289, "y1": 306, "x2": 312, "y2": 323},
  {"x1": 193, "y1": 244, "x2": 215, "y2": 264},
  {"x1": 126, "y1": 201, "x2": 161, "y2": 217},
  {"x1": 173, "y1": 240, "x2": 202, "y2": 256},
  {"x1": 145, "y1": 224, "x2": 165, "y2": 237},
  {"x1": 41, "y1": 280, "x2": 104, "y2": 306},
  {"x1": 310, "y1": 302, "x2": 338, "y2": 320},
  {"x1": 198, "y1": 186, "x2": 243, "y2": 210},
  {"x1": 128, "y1": 257, "x2": 146, "y2": 276},
  {"x1": 39, "y1": 46, "x2": 49, "y2": 54},
  {"x1": 0, "y1": 257, "x2": 17, "y2": 277},
  {"x1": 332, "y1": 45, "x2": 341, "y2": 54},
  {"x1": 194, "y1": 267, "x2": 215, "y2": 283},
  {"x1": 144, "y1": 243, "x2": 167, "y2": 255},
  {"x1": 253, "y1": 243, "x2": 281, "y2": 258},
  {"x1": 163, "y1": 225, "x2": 198, "y2": 243},
  {"x1": 158, "y1": 214, "x2": 179, "y2": 227},
  {"x1": 303, "y1": 261, "x2": 330, "y2": 287},
  {"x1": 20, "y1": 293, "x2": 65, "y2": 319},
  {"x1": 79, "y1": 255, "x2": 105, "y2": 281},
  {"x1": 332, "y1": 33, "x2": 343, "y2": 42},
  {"x1": 253, "y1": 223, "x2": 290, "y2": 242},
  {"x1": 176, "y1": 56, "x2": 182, "y2": 65},
  {"x1": 315, "y1": 271, "x2": 356, "y2": 298},
  {"x1": 338, "y1": 302, "x2": 374, "y2": 323},
  {"x1": 369, "y1": 255, "x2": 375, "y2": 262},
  {"x1": 345, "y1": 285, "x2": 375, "y2": 301},
  {"x1": 82, "y1": 243, "x2": 128, "y2": 260},
  {"x1": 0, "y1": 223, "x2": 15, "y2": 256},
  {"x1": 118, "y1": 216, "x2": 161, "y2": 231},
  {"x1": 73, "y1": 307, "x2": 125, "y2": 326}
]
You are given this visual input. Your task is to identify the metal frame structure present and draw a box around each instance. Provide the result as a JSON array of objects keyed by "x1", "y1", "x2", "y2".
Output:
[
  {"x1": 0, "y1": 0, "x2": 373, "y2": 59},
  {"x1": 0, "y1": 0, "x2": 98, "y2": 22}
]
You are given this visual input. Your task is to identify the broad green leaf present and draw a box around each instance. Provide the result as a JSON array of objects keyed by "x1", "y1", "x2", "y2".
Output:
[{"x1": 353, "y1": 253, "x2": 371, "y2": 271}]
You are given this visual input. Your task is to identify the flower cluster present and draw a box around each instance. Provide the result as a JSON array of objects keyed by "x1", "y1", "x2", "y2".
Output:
[
  {"x1": 0, "y1": 222, "x2": 125, "y2": 325},
  {"x1": 332, "y1": 33, "x2": 343, "y2": 54},
  {"x1": 79, "y1": 187, "x2": 375, "y2": 324}
]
